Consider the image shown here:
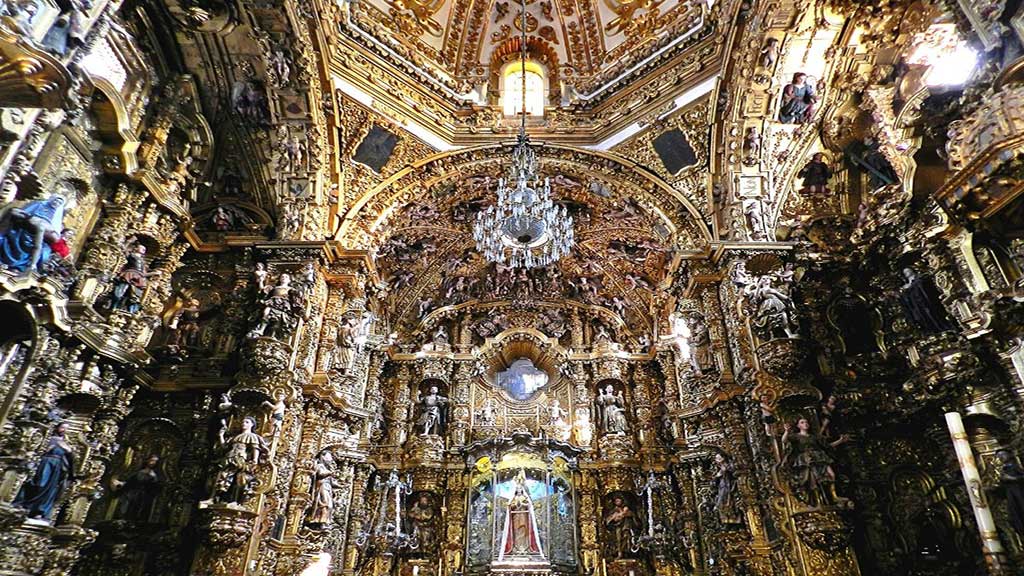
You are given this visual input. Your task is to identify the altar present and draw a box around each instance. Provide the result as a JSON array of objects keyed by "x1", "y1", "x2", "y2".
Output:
[{"x1": 463, "y1": 435, "x2": 581, "y2": 576}]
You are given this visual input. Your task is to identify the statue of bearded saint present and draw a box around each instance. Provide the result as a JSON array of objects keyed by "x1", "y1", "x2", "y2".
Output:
[
  {"x1": 498, "y1": 470, "x2": 544, "y2": 561},
  {"x1": 415, "y1": 385, "x2": 449, "y2": 436}
]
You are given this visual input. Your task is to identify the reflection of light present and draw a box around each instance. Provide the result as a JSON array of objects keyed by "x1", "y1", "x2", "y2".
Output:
[
  {"x1": 908, "y1": 23, "x2": 977, "y2": 87},
  {"x1": 503, "y1": 62, "x2": 545, "y2": 117},
  {"x1": 670, "y1": 313, "x2": 692, "y2": 359},
  {"x1": 299, "y1": 553, "x2": 331, "y2": 576}
]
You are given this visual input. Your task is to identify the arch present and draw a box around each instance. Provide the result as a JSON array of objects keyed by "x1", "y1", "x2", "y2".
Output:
[
  {"x1": 336, "y1": 143, "x2": 714, "y2": 251},
  {"x1": 489, "y1": 36, "x2": 561, "y2": 105},
  {"x1": 0, "y1": 298, "x2": 42, "y2": 428},
  {"x1": 87, "y1": 77, "x2": 141, "y2": 175}
]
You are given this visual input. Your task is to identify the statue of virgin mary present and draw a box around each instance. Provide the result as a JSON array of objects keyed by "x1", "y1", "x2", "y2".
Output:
[{"x1": 498, "y1": 469, "x2": 544, "y2": 561}]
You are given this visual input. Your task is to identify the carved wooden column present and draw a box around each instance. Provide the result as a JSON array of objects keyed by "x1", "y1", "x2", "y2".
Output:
[
  {"x1": 449, "y1": 362, "x2": 473, "y2": 450},
  {"x1": 191, "y1": 248, "x2": 327, "y2": 575},
  {"x1": 389, "y1": 366, "x2": 411, "y2": 447}
]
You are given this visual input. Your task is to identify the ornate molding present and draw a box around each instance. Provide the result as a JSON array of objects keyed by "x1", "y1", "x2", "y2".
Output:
[
  {"x1": 0, "y1": 26, "x2": 73, "y2": 109},
  {"x1": 938, "y1": 85, "x2": 1024, "y2": 222}
]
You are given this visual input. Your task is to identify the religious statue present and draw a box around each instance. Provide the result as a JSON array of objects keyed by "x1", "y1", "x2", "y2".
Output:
[
  {"x1": 216, "y1": 393, "x2": 234, "y2": 445},
  {"x1": 307, "y1": 451, "x2": 336, "y2": 527},
  {"x1": 111, "y1": 454, "x2": 162, "y2": 522},
  {"x1": 414, "y1": 385, "x2": 448, "y2": 436},
  {"x1": 231, "y1": 80, "x2": 270, "y2": 126},
  {"x1": 3, "y1": 0, "x2": 39, "y2": 37},
  {"x1": 743, "y1": 200, "x2": 767, "y2": 241},
  {"x1": 819, "y1": 394, "x2": 839, "y2": 440},
  {"x1": 995, "y1": 450, "x2": 1024, "y2": 540},
  {"x1": 407, "y1": 493, "x2": 439, "y2": 554},
  {"x1": 14, "y1": 422, "x2": 75, "y2": 521},
  {"x1": 710, "y1": 453, "x2": 742, "y2": 525},
  {"x1": 743, "y1": 275, "x2": 800, "y2": 339},
  {"x1": 0, "y1": 194, "x2": 68, "y2": 273},
  {"x1": 249, "y1": 273, "x2": 305, "y2": 339},
  {"x1": 897, "y1": 268, "x2": 954, "y2": 333},
  {"x1": 688, "y1": 314, "x2": 715, "y2": 374},
  {"x1": 476, "y1": 398, "x2": 497, "y2": 426},
  {"x1": 498, "y1": 470, "x2": 543, "y2": 560},
  {"x1": 431, "y1": 325, "x2": 449, "y2": 348},
  {"x1": 547, "y1": 399, "x2": 571, "y2": 441},
  {"x1": 333, "y1": 316, "x2": 357, "y2": 373},
  {"x1": 781, "y1": 416, "x2": 848, "y2": 507},
  {"x1": 278, "y1": 201, "x2": 303, "y2": 239},
  {"x1": 742, "y1": 127, "x2": 761, "y2": 166},
  {"x1": 595, "y1": 384, "x2": 629, "y2": 435},
  {"x1": 42, "y1": 0, "x2": 91, "y2": 55},
  {"x1": 574, "y1": 410, "x2": 593, "y2": 446},
  {"x1": 779, "y1": 72, "x2": 817, "y2": 124},
  {"x1": 106, "y1": 240, "x2": 158, "y2": 314},
  {"x1": 845, "y1": 137, "x2": 899, "y2": 191},
  {"x1": 760, "y1": 37, "x2": 779, "y2": 69},
  {"x1": 262, "y1": 392, "x2": 286, "y2": 437},
  {"x1": 603, "y1": 494, "x2": 639, "y2": 560},
  {"x1": 798, "y1": 153, "x2": 832, "y2": 195},
  {"x1": 211, "y1": 206, "x2": 234, "y2": 231},
  {"x1": 212, "y1": 416, "x2": 269, "y2": 505},
  {"x1": 167, "y1": 298, "x2": 202, "y2": 348},
  {"x1": 268, "y1": 49, "x2": 291, "y2": 88},
  {"x1": 656, "y1": 401, "x2": 676, "y2": 445},
  {"x1": 252, "y1": 262, "x2": 268, "y2": 291}
]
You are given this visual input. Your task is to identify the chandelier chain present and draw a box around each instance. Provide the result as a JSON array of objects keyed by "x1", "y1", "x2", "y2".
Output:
[{"x1": 472, "y1": 0, "x2": 574, "y2": 269}]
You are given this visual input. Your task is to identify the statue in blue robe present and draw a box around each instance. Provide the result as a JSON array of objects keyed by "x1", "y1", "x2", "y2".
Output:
[
  {"x1": 15, "y1": 422, "x2": 75, "y2": 521},
  {"x1": 0, "y1": 195, "x2": 67, "y2": 273}
]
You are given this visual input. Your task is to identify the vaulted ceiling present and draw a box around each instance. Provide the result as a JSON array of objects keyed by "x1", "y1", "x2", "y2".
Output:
[{"x1": 329, "y1": 0, "x2": 725, "y2": 145}]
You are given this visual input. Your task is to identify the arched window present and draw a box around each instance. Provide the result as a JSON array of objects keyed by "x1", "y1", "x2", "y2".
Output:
[{"x1": 502, "y1": 61, "x2": 545, "y2": 117}]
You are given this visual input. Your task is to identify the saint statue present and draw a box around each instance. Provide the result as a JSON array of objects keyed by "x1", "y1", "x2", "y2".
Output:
[
  {"x1": 476, "y1": 398, "x2": 497, "y2": 426},
  {"x1": 307, "y1": 451, "x2": 335, "y2": 527},
  {"x1": 212, "y1": 416, "x2": 269, "y2": 504},
  {"x1": 249, "y1": 273, "x2": 305, "y2": 339},
  {"x1": 798, "y1": 153, "x2": 832, "y2": 195},
  {"x1": 498, "y1": 470, "x2": 544, "y2": 560},
  {"x1": 333, "y1": 316, "x2": 357, "y2": 373},
  {"x1": 743, "y1": 275, "x2": 800, "y2": 339},
  {"x1": 407, "y1": 493, "x2": 439, "y2": 554},
  {"x1": 603, "y1": 494, "x2": 638, "y2": 559},
  {"x1": 595, "y1": 385, "x2": 629, "y2": 435},
  {"x1": 898, "y1": 268, "x2": 954, "y2": 334},
  {"x1": 415, "y1": 385, "x2": 448, "y2": 436},
  {"x1": 167, "y1": 298, "x2": 202, "y2": 348},
  {"x1": 112, "y1": 454, "x2": 162, "y2": 522},
  {"x1": 14, "y1": 422, "x2": 75, "y2": 521},
  {"x1": 107, "y1": 241, "x2": 157, "y2": 314},
  {"x1": 781, "y1": 416, "x2": 848, "y2": 507},
  {"x1": 710, "y1": 453, "x2": 742, "y2": 525},
  {"x1": 548, "y1": 399, "x2": 571, "y2": 441},
  {"x1": 779, "y1": 73, "x2": 817, "y2": 124},
  {"x1": 0, "y1": 194, "x2": 68, "y2": 273},
  {"x1": 688, "y1": 315, "x2": 714, "y2": 373}
]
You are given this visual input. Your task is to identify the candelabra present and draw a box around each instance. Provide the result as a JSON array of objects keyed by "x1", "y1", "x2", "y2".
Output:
[{"x1": 355, "y1": 469, "x2": 419, "y2": 565}]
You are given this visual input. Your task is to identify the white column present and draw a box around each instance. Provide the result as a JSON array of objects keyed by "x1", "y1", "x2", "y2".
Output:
[{"x1": 945, "y1": 412, "x2": 1007, "y2": 574}]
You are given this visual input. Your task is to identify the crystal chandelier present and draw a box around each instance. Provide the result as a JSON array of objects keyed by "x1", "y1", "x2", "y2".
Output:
[{"x1": 472, "y1": 0, "x2": 574, "y2": 269}]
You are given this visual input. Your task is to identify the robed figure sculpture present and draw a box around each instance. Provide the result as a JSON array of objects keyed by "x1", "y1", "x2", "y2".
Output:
[{"x1": 498, "y1": 469, "x2": 544, "y2": 561}]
